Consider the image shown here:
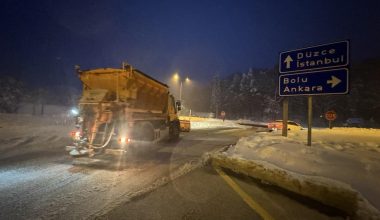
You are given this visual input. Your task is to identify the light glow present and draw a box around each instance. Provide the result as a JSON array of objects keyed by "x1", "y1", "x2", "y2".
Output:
[
  {"x1": 120, "y1": 137, "x2": 126, "y2": 144},
  {"x1": 173, "y1": 73, "x2": 179, "y2": 81},
  {"x1": 70, "y1": 130, "x2": 81, "y2": 140},
  {"x1": 118, "y1": 137, "x2": 131, "y2": 145},
  {"x1": 70, "y1": 108, "x2": 79, "y2": 116}
]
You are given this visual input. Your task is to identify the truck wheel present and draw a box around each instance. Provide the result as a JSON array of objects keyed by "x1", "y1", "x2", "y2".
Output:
[{"x1": 169, "y1": 121, "x2": 180, "y2": 140}]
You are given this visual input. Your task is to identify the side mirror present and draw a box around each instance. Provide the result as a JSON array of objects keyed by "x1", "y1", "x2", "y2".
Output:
[{"x1": 175, "y1": 100, "x2": 182, "y2": 111}]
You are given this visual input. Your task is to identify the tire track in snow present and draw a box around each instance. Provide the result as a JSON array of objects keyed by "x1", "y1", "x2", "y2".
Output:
[{"x1": 88, "y1": 153, "x2": 213, "y2": 219}]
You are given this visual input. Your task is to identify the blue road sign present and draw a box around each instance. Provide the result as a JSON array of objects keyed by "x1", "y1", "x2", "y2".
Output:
[
  {"x1": 279, "y1": 68, "x2": 349, "y2": 96},
  {"x1": 279, "y1": 41, "x2": 349, "y2": 74}
]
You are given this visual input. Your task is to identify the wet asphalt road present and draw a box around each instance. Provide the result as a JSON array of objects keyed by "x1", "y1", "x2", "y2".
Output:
[
  {"x1": 0, "y1": 126, "x2": 346, "y2": 220},
  {"x1": 0, "y1": 127, "x2": 252, "y2": 219}
]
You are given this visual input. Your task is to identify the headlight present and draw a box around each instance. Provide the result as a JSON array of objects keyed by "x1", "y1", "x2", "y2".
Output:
[{"x1": 70, "y1": 108, "x2": 79, "y2": 116}]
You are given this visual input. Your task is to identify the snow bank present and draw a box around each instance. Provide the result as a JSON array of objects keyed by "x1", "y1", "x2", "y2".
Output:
[
  {"x1": 211, "y1": 128, "x2": 380, "y2": 219},
  {"x1": 190, "y1": 118, "x2": 245, "y2": 130},
  {"x1": 236, "y1": 119, "x2": 268, "y2": 127}
]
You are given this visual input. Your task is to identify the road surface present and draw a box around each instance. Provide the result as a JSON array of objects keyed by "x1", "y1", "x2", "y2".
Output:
[
  {"x1": 0, "y1": 126, "x2": 251, "y2": 219},
  {"x1": 0, "y1": 123, "x2": 346, "y2": 219},
  {"x1": 103, "y1": 165, "x2": 345, "y2": 220}
]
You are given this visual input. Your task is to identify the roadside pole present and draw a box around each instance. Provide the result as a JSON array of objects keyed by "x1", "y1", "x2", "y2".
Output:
[
  {"x1": 282, "y1": 98, "x2": 288, "y2": 137},
  {"x1": 307, "y1": 96, "x2": 312, "y2": 146}
]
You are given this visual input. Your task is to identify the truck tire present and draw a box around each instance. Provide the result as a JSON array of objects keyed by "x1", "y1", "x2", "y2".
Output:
[{"x1": 169, "y1": 120, "x2": 180, "y2": 140}]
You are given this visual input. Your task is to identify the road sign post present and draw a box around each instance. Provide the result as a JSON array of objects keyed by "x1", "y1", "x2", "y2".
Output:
[
  {"x1": 307, "y1": 96, "x2": 312, "y2": 146},
  {"x1": 220, "y1": 111, "x2": 226, "y2": 122},
  {"x1": 282, "y1": 98, "x2": 288, "y2": 137},
  {"x1": 279, "y1": 40, "x2": 349, "y2": 146}
]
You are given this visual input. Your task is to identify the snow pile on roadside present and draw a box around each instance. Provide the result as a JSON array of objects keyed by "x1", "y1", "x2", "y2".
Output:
[
  {"x1": 212, "y1": 128, "x2": 380, "y2": 219},
  {"x1": 236, "y1": 119, "x2": 268, "y2": 127},
  {"x1": 190, "y1": 118, "x2": 245, "y2": 129}
]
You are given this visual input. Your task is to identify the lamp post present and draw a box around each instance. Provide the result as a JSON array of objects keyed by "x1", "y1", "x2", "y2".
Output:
[
  {"x1": 172, "y1": 73, "x2": 190, "y2": 102},
  {"x1": 179, "y1": 77, "x2": 190, "y2": 101},
  {"x1": 180, "y1": 81, "x2": 183, "y2": 101}
]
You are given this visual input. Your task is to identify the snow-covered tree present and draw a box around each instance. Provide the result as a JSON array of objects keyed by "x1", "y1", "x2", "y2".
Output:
[
  {"x1": 210, "y1": 58, "x2": 380, "y2": 125},
  {"x1": 221, "y1": 73, "x2": 242, "y2": 118},
  {"x1": 210, "y1": 74, "x2": 221, "y2": 117},
  {"x1": 0, "y1": 77, "x2": 25, "y2": 113},
  {"x1": 217, "y1": 68, "x2": 279, "y2": 120}
]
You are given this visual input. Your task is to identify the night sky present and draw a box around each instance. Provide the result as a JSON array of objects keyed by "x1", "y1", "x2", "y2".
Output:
[{"x1": 1, "y1": 0, "x2": 380, "y2": 88}]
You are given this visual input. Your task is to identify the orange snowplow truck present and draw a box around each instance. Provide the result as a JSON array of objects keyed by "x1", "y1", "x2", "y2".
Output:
[{"x1": 66, "y1": 62, "x2": 188, "y2": 157}]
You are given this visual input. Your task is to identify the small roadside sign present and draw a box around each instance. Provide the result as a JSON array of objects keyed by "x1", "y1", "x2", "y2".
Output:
[
  {"x1": 325, "y1": 111, "x2": 337, "y2": 121},
  {"x1": 325, "y1": 110, "x2": 337, "y2": 129},
  {"x1": 279, "y1": 41, "x2": 349, "y2": 74}
]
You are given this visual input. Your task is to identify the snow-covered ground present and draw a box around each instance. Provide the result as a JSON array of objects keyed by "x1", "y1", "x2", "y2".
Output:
[
  {"x1": 0, "y1": 113, "x2": 74, "y2": 160},
  {"x1": 0, "y1": 114, "x2": 239, "y2": 159},
  {"x1": 0, "y1": 114, "x2": 247, "y2": 219},
  {"x1": 212, "y1": 127, "x2": 380, "y2": 219},
  {"x1": 190, "y1": 118, "x2": 246, "y2": 129}
]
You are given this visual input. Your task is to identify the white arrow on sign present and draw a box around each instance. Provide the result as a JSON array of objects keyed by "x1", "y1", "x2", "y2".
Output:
[
  {"x1": 327, "y1": 76, "x2": 342, "y2": 88},
  {"x1": 284, "y1": 55, "x2": 293, "y2": 69}
]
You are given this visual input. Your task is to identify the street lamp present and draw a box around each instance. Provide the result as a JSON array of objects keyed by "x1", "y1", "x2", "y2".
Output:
[
  {"x1": 171, "y1": 73, "x2": 191, "y2": 101},
  {"x1": 173, "y1": 73, "x2": 179, "y2": 81},
  {"x1": 181, "y1": 77, "x2": 191, "y2": 101}
]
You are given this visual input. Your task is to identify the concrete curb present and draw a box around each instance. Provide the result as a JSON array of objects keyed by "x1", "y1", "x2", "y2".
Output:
[{"x1": 211, "y1": 153, "x2": 380, "y2": 220}]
